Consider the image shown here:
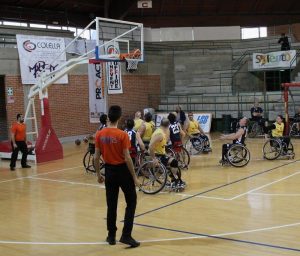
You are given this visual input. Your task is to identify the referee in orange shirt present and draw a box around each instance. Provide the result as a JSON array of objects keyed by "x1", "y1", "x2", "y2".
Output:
[
  {"x1": 94, "y1": 105, "x2": 140, "y2": 248},
  {"x1": 10, "y1": 114, "x2": 31, "y2": 171}
]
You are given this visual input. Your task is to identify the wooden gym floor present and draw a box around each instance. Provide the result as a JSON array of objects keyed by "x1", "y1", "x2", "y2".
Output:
[{"x1": 1, "y1": 133, "x2": 300, "y2": 256}]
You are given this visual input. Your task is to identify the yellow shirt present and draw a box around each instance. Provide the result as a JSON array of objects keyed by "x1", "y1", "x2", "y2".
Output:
[
  {"x1": 152, "y1": 128, "x2": 166, "y2": 155},
  {"x1": 134, "y1": 118, "x2": 143, "y2": 131},
  {"x1": 272, "y1": 122, "x2": 284, "y2": 137},
  {"x1": 142, "y1": 121, "x2": 154, "y2": 142},
  {"x1": 187, "y1": 120, "x2": 200, "y2": 136}
]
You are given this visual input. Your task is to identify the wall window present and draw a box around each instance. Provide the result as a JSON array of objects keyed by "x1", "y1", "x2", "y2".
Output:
[
  {"x1": 30, "y1": 23, "x2": 46, "y2": 28},
  {"x1": 241, "y1": 27, "x2": 267, "y2": 39},
  {"x1": 3, "y1": 21, "x2": 27, "y2": 27}
]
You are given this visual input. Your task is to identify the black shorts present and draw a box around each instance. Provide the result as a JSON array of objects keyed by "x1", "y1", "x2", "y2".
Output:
[{"x1": 156, "y1": 154, "x2": 169, "y2": 166}]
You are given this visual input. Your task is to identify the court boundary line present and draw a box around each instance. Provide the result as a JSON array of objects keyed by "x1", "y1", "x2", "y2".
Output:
[
  {"x1": 28, "y1": 176, "x2": 105, "y2": 188},
  {"x1": 0, "y1": 221, "x2": 300, "y2": 247},
  {"x1": 250, "y1": 192, "x2": 300, "y2": 196},
  {"x1": 1, "y1": 221, "x2": 300, "y2": 252},
  {"x1": 133, "y1": 222, "x2": 300, "y2": 253},
  {"x1": 134, "y1": 159, "x2": 300, "y2": 218},
  {"x1": 0, "y1": 165, "x2": 82, "y2": 184}
]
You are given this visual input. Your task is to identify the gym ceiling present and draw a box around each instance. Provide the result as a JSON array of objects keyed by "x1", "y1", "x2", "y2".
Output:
[{"x1": 1, "y1": 0, "x2": 300, "y2": 28}]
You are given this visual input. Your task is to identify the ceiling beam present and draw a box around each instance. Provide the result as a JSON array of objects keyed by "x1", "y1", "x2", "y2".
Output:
[
  {"x1": 104, "y1": 0, "x2": 110, "y2": 18},
  {"x1": 36, "y1": 0, "x2": 48, "y2": 8}
]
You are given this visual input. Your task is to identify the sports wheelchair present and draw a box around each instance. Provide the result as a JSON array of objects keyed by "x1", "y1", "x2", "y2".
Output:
[
  {"x1": 185, "y1": 134, "x2": 212, "y2": 155},
  {"x1": 83, "y1": 142, "x2": 105, "y2": 175},
  {"x1": 220, "y1": 143, "x2": 251, "y2": 167},
  {"x1": 248, "y1": 120, "x2": 265, "y2": 138},
  {"x1": 263, "y1": 137, "x2": 294, "y2": 160},
  {"x1": 136, "y1": 154, "x2": 186, "y2": 194},
  {"x1": 165, "y1": 143, "x2": 190, "y2": 170}
]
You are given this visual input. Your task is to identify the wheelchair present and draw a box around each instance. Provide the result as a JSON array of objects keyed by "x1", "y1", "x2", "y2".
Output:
[
  {"x1": 136, "y1": 159, "x2": 168, "y2": 194},
  {"x1": 136, "y1": 154, "x2": 186, "y2": 194},
  {"x1": 185, "y1": 134, "x2": 211, "y2": 155},
  {"x1": 165, "y1": 143, "x2": 190, "y2": 170},
  {"x1": 83, "y1": 143, "x2": 105, "y2": 175},
  {"x1": 289, "y1": 122, "x2": 300, "y2": 138},
  {"x1": 263, "y1": 137, "x2": 295, "y2": 160},
  {"x1": 248, "y1": 120, "x2": 264, "y2": 138},
  {"x1": 220, "y1": 144, "x2": 251, "y2": 167}
]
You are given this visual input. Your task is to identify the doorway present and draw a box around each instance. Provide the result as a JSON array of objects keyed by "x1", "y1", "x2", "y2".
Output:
[{"x1": 0, "y1": 76, "x2": 8, "y2": 140}]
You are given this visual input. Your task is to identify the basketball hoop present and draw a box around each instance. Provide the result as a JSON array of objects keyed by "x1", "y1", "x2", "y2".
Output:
[{"x1": 125, "y1": 58, "x2": 139, "y2": 72}]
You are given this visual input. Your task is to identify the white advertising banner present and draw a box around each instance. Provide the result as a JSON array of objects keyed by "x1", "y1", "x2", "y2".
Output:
[
  {"x1": 88, "y1": 62, "x2": 107, "y2": 123},
  {"x1": 104, "y1": 42, "x2": 123, "y2": 94},
  {"x1": 16, "y1": 34, "x2": 68, "y2": 84},
  {"x1": 155, "y1": 112, "x2": 212, "y2": 133},
  {"x1": 252, "y1": 50, "x2": 296, "y2": 70}
]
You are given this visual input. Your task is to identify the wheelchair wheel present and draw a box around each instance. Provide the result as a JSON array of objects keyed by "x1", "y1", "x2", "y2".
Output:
[
  {"x1": 83, "y1": 151, "x2": 105, "y2": 174},
  {"x1": 248, "y1": 122, "x2": 259, "y2": 138},
  {"x1": 289, "y1": 123, "x2": 299, "y2": 138},
  {"x1": 83, "y1": 151, "x2": 95, "y2": 173},
  {"x1": 185, "y1": 137, "x2": 204, "y2": 154},
  {"x1": 136, "y1": 161, "x2": 167, "y2": 194},
  {"x1": 263, "y1": 139, "x2": 282, "y2": 160},
  {"x1": 166, "y1": 146, "x2": 176, "y2": 158},
  {"x1": 176, "y1": 147, "x2": 190, "y2": 169},
  {"x1": 227, "y1": 144, "x2": 250, "y2": 167}
]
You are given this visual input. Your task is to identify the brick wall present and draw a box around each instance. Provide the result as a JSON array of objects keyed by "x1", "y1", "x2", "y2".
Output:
[
  {"x1": 4, "y1": 74, "x2": 160, "y2": 138},
  {"x1": 268, "y1": 23, "x2": 300, "y2": 42}
]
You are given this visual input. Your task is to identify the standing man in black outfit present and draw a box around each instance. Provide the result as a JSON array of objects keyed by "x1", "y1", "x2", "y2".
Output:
[
  {"x1": 94, "y1": 105, "x2": 140, "y2": 248},
  {"x1": 278, "y1": 33, "x2": 290, "y2": 51}
]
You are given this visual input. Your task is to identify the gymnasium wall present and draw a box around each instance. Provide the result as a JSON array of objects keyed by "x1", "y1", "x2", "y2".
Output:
[{"x1": 4, "y1": 74, "x2": 160, "y2": 139}]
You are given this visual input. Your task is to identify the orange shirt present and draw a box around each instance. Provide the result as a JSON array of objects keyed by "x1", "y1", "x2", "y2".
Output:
[
  {"x1": 11, "y1": 122, "x2": 26, "y2": 141},
  {"x1": 95, "y1": 128, "x2": 130, "y2": 165}
]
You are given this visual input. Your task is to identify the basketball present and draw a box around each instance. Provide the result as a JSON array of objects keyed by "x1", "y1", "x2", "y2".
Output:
[{"x1": 75, "y1": 139, "x2": 81, "y2": 145}]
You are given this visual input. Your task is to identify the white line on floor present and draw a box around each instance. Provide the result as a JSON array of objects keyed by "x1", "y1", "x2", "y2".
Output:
[
  {"x1": 0, "y1": 166, "x2": 82, "y2": 184},
  {"x1": 28, "y1": 176, "x2": 105, "y2": 189},
  {"x1": 250, "y1": 192, "x2": 300, "y2": 196},
  {"x1": 229, "y1": 171, "x2": 300, "y2": 200},
  {"x1": 0, "y1": 221, "x2": 299, "y2": 245}
]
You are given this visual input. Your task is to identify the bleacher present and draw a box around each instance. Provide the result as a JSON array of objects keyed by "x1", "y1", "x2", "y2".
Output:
[{"x1": 154, "y1": 36, "x2": 300, "y2": 120}]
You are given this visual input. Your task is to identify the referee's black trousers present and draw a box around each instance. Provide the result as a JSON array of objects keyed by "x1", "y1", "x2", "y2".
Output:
[{"x1": 104, "y1": 163, "x2": 137, "y2": 237}]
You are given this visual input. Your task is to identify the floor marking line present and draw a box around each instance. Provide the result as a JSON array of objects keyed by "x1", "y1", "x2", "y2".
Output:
[
  {"x1": 250, "y1": 192, "x2": 300, "y2": 196},
  {"x1": 230, "y1": 172, "x2": 300, "y2": 200},
  {"x1": 1, "y1": 221, "x2": 300, "y2": 247},
  {"x1": 28, "y1": 177, "x2": 105, "y2": 188},
  {"x1": 135, "y1": 159, "x2": 299, "y2": 218},
  {"x1": 0, "y1": 166, "x2": 82, "y2": 184},
  {"x1": 134, "y1": 222, "x2": 300, "y2": 252}
]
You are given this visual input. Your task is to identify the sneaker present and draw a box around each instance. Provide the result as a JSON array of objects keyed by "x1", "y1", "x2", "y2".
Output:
[
  {"x1": 165, "y1": 181, "x2": 172, "y2": 188},
  {"x1": 22, "y1": 165, "x2": 31, "y2": 168},
  {"x1": 178, "y1": 180, "x2": 186, "y2": 188},
  {"x1": 119, "y1": 235, "x2": 140, "y2": 248},
  {"x1": 10, "y1": 166, "x2": 15, "y2": 171},
  {"x1": 106, "y1": 236, "x2": 116, "y2": 245},
  {"x1": 175, "y1": 181, "x2": 185, "y2": 189}
]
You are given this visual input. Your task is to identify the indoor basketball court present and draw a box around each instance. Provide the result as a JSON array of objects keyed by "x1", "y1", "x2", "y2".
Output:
[{"x1": 1, "y1": 1, "x2": 300, "y2": 256}]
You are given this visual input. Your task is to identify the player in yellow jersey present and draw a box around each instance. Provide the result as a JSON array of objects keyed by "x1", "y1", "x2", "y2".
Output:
[
  {"x1": 187, "y1": 112, "x2": 211, "y2": 152},
  {"x1": 133, "y1": 111, "x2": 143, "y2": 132},
  {"x1": 264, "y1": 115, "x2": 290, "y2": 153},
  {"x1": 138, "y1": 112, "x2": 155, "y2": 146},
  {"x1": 149, "y1": 118, "x2": 186, "y2": 190}
]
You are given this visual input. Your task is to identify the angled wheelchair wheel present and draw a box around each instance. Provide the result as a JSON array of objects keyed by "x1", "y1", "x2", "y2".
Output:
[
  {"x1": 136, "y1": 161, "x2": 167, "y2": 194},
  {"x1": 166, "y1": 146, "x2": 176, "y2": 158},
  {"x1": 176, "y1": 147, "x2": 190, "y2": 170},
  {"x1": 185, "y1": 137, "x2": 204, "y2": 155},
  {"x1": 83, "y1": 151, "x2": 95, "y2": 173},
  {"x1": 263, "y1": 139, "x2": 282, "y2": 160},
  {"x1": 227, "y1": 144, "x2": 250, "y2": 167},
  {"x1": 289, "y1": 123, "x2": 298, "y2": 138},
  {"x1": 83, "y1": 151, "x2": 105, "y2": 174},
  {"x1": 248, "y1": 122, "x2": 259, "y2": 138}
]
